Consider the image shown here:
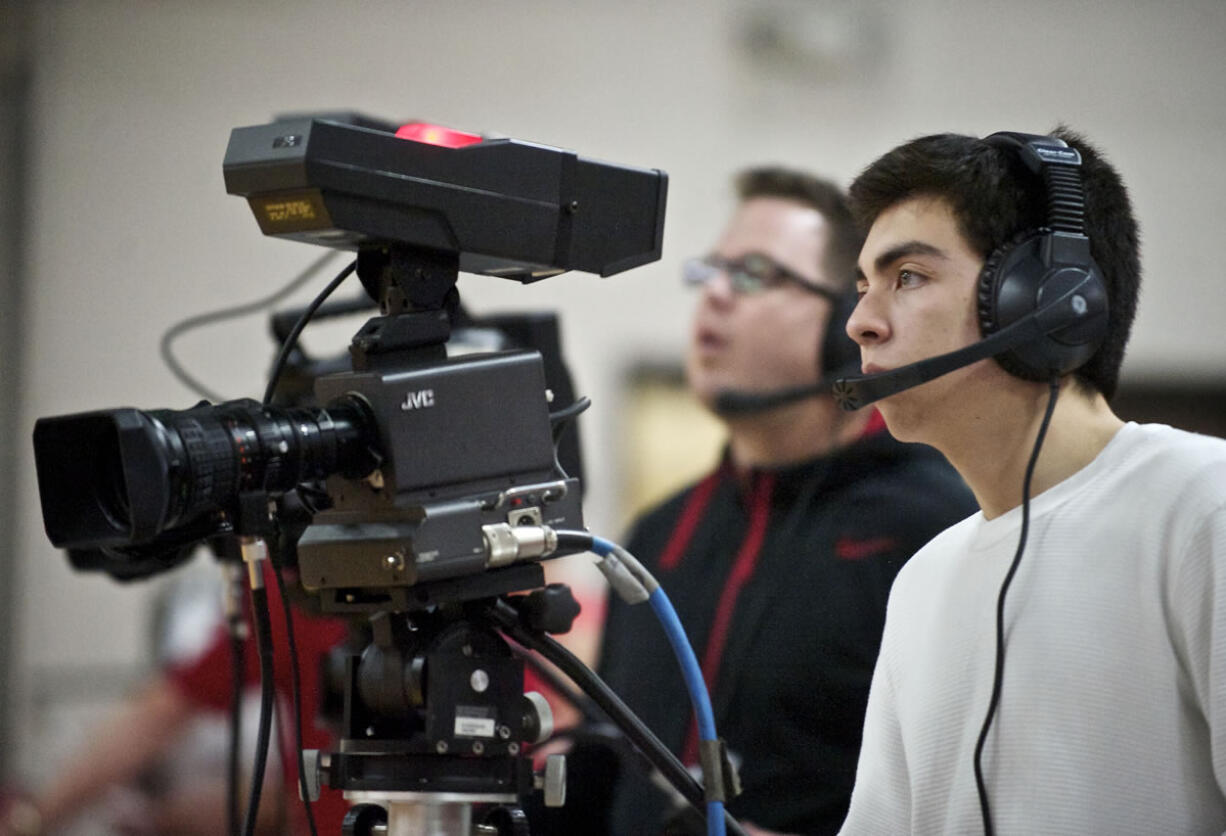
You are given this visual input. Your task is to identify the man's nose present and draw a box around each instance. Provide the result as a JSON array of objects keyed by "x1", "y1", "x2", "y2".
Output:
[
  {"x1": 846, "y1": 290, "x2": 889, "y2": 346},
  {"x1": 700, "y1": 268, "x2": 737, "y2": 307}
]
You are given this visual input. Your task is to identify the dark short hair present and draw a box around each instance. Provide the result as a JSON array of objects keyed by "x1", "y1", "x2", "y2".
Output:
[
  {"x1": 735, "y1": 166, "x2": 862, "y2": 293},
  {"x1": 847, "y1": 127, "x2": 1141, "y2": 400}
]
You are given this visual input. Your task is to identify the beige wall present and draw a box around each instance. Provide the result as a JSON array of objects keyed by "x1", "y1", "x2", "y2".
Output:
[{"x1": 10, "y1": 0, "x2": 1226, "y2": 783}]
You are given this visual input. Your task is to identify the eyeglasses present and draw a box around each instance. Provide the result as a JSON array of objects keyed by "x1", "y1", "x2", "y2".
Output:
[{"x1": 682, "y1": 252, "x2": 841, "y2": 301}]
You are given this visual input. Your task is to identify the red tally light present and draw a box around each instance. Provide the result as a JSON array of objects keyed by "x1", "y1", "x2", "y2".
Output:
[{"x1": 395, "y1": 122, "x2": 483, "y2": 149}]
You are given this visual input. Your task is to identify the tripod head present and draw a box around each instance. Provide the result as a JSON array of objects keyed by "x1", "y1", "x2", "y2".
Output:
[{"x1": 308, "y1": 572, "x2": 580, "y2": 836}]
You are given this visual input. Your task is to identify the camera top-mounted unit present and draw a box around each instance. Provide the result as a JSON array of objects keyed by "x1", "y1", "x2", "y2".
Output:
[{"x1": 223, "y1": 112, "x2": 667, "y2": 280}]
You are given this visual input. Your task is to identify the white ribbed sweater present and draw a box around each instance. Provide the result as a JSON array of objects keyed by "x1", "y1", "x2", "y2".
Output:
[{"x1": 841, "y1": 423, "x2": 1226, "y2": 835}]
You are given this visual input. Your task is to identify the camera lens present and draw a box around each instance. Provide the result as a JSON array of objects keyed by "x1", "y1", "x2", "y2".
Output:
[
  {"x1": 33, "y1": 396, "x2": 377, "y2": 550},
  {"x1": 95, "y1": 446, "x2": 132, "y2": 533}
]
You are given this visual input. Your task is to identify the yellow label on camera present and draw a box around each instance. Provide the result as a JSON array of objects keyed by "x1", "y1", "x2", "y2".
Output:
[{"x1": 249, "y1": 189, "x2": 333, "y2": 234}]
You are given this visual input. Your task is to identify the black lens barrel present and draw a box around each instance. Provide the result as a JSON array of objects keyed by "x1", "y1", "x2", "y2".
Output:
[{"x1": 33, "y1": 396, "x2": 376, "y2": 550}]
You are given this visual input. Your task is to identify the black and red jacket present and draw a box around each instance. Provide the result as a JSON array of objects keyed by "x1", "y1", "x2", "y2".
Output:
[{"x1": 595, "y1": 419, "x2": 976, "y2": 835}]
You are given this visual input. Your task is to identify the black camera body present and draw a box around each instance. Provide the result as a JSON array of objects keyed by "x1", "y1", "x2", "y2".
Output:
[{"x1": 296, "y1": 348, "x2": 584, "y2": 612}]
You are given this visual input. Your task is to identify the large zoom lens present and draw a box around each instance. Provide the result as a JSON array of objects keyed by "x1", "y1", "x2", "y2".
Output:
[{"x1": 33, "y1": 397, "x2": 377, "y2": 550}]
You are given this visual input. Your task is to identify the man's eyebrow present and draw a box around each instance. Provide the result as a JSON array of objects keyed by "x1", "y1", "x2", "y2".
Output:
[{"x1": 871, "y1": 240, "x2": 948, "y2": 275}]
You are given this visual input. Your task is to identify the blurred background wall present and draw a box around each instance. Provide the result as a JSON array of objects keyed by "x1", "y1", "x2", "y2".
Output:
[{"x1": 2, "y1": 0, "x2": 1224, "y2": 803}]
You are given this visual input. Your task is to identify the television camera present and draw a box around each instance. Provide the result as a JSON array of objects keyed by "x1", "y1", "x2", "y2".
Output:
[{"x1": 31, "y1": 113, "x2": 668, "y2": 835}]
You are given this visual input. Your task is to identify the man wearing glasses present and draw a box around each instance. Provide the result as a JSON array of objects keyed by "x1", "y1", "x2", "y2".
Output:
[{"x1": 594, "y1": 168, "x2": 975, "y2": 835}]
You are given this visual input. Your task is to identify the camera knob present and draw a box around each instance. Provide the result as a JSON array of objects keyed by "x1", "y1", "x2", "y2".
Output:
[
  {"x1": 299, "y1": 749, "x2": 325, "y2": 801},
  {"x1": 533, "y1": 753, "x2": 567, "y2": 808},
  {"x1": 518, "y1": 584, "x2": 581, "y2": 634},
  {"x1": 521, "y1": 691, "x2": 554, "y2": 743}
]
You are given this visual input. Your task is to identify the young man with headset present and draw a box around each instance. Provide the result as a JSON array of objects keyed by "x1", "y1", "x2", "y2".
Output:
[
  {"x1": 835, "y1": 129, "x2": 1226, "y2": 833},
  {"x1": 592, "y1": 167, "x2": 975, "y2": 835}
]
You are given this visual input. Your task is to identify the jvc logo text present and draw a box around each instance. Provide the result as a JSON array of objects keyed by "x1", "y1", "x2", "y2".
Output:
[{"x1": 401, "y1": 389, "x2": 435, "y2": 410}]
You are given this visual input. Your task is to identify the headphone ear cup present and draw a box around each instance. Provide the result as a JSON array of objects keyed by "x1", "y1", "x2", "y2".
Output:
[
  {"x1": 821, "y1": 291, "x2": 861, "y2": 376},
  {"x1": 977, "y1": 231, "x2": 1045, "y2": 380},
  {"x1": 978, "y1": 229, "x2": 1108, "y2": 380},
  {"x1": 976, "y1": 243, "x2": 1009, "y2": 337}
]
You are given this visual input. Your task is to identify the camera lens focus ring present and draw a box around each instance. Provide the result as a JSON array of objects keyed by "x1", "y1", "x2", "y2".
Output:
[{"x1": 171, "y1": 416, "x2": 241, "y2": 526}]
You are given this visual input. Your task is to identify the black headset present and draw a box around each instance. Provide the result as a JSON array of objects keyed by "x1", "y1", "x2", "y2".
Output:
[
  {"x1": 977, "y1": 131, "x2": 1109, "y2": 380},
  {"x1": 833, "y1": 132, "x2": 1110, "y2": 410},
  {"x1": 822, "y1": 290, "x2": 861, "y2": 376}
]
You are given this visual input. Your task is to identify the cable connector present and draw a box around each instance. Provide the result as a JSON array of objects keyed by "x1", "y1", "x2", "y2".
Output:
[
  {"x1": 239, "y1": 535, "x2": 268, "y2": 590},
  {"x1": 699, "y1": 738, "x2": 742, "y2": 805},
  {"x1": 595, "y1": 551, "x2": 650, "y2": 605},
  {"x1": 221, "y1": 562, "x2": 249, "y2": 640},
  {"x1": 483, "y1": 523, "x2": 558, "y2": 567}
]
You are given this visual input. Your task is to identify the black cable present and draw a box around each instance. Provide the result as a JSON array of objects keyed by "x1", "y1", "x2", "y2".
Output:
[
  {"x1": 244, "y1": 586, "x2": 277, "y2": 836},
  {"x1": 159, "y1": 251, "x2": 341, "y2": 402},
  {"x1": 484, "y1": 599, "x2": 750, "y2": 836},
  {"x1": 548, "y1": 396, "x2": 591, "y2": 431},
  {"x1": 548, "y1": 397, "x2": 590, "y2": 480},
  {"x1": 227, "y1": 629, "x2": 245, "y2": 836},
  {"x1": 272, "y1": 701, "x2": 290, "y2": 827},
  {"x1": 272, "y1": 563, "x2": 320, "y2": 836},
  {"x1": 262, "y1": 259, "x2": 357, "y2": 406},
  {"x1": 221, "y1": 560, "x2": 249, "y2": 836},
  {"x1": 491, "y1": 602, "x2": 697, "y2": 805},
  {"x1": 973, "y1": 377, "x2": 1061, "y2": 835},
  {"x1": 553, "y1": 530, "x2": 594, "y2": 554},
  {"x1": 512, "y1": 646, "x2": 605, "y2": 726}
]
